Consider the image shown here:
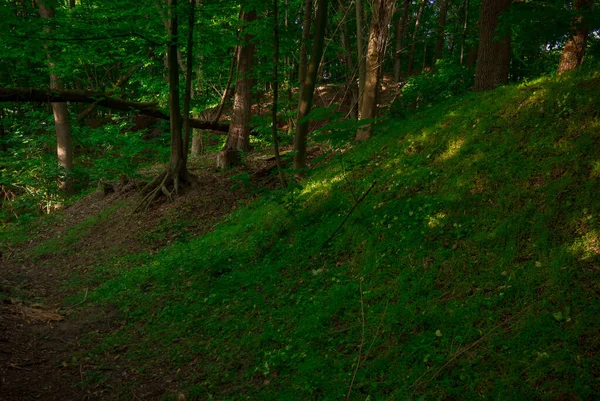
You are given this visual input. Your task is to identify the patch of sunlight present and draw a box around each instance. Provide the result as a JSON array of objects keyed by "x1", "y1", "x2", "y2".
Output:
[
  {"x1": 570, "y1": 230, "x2": 600, "y2": 260},
  {"x1": 427, "y1": 212, "x2": 447, "y2": 229},
  {"x1": 302, "y1": 173, "x2": 345, "y2": 198},
  {"x1": 591, "y1": 161, "x2": 600, "y2": 178},
  {"x1": 437, "y1": 138, "x2": 466, "y2": 162}
]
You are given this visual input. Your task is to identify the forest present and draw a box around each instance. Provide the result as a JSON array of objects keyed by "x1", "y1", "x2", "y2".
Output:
[{"x1": 0, "y1": 0, "x2": 599, "y2": 399}]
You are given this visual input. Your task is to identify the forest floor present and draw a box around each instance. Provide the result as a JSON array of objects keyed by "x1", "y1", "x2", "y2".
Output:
[
  {"x1": 2, "y1": 70, "x2": 600, "y2": 400},
  {"x1": 0, "y1": 147, "x2": 324, "y2": 400}
]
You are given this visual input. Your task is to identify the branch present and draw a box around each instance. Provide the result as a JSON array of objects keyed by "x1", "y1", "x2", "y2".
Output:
[{"x1": 0, "y1": 87, "x2": 229, "y2": 133}]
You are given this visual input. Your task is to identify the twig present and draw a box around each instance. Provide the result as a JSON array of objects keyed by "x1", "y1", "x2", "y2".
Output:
[
  {"x1": 409, "y1": 304, "x2": 533, "y2": 392},
  {"x1": 322, "y1": 181, "x2": 376, "y2": 248},
  {"x1": 346, "y1": 279, "x2": 366, "y2": 401},
  {"x1": 361, "y1": 300, "x2": 389, "y2": 367}
]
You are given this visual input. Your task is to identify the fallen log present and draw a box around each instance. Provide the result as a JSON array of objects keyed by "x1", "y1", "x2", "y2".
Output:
[{"x1": 0, "y1": 87, "x2": 230, "y2": 133}]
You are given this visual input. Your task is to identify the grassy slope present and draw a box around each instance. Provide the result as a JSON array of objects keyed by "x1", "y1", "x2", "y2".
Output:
[{"x1": 75, "y1": 70, "x2": 600, "y2": 400}]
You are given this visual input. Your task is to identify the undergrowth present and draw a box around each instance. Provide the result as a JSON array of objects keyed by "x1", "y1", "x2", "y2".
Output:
[{"x1": 35, "y1": 68, "x2": 600, "y2": 399}]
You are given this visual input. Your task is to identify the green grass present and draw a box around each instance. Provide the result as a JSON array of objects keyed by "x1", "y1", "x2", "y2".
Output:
[{"x1": 77, "y1": 69, "x2": 600, "y2": 399}]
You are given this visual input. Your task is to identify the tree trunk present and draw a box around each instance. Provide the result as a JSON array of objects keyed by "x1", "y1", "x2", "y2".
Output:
[
  {"x1": 339, "y1": 0, "x2": 358, "y2": 119},
  {"x1": 0, "y1": 108, "x2": 6, "y2": 152},
  {"x1": 473, "y1": 0, "x2": 511, "y2": 92},
  {"x1": 191, "y1": 131, "x2": 203, "y2": 156},
  {"x1": 221, "y1": 9, "x2": 257, "y2": 163},
  {"x1": 39, "y1": 1, "x2": 74, "y2": 196},
  {"x1": 356, "y1": 0, "x2": 367, "y2": 108},
  {"x1": 182, "y1": 0, "x2": 196, "y2": 159},
  {"x1": 357, "y1": 0, "x2": 396, "y2": 141},
  {"x1": 298, "y1": 0, "x2": 313, "y2": 102},
  {"x1": 393, "y1": 0, "x2": 411, "y2": 82},
  {"x1": 434, "y1": 0, "x2": 449, "y2": 64},
  {"x1": 293, "y1": 0, "x2": 328, "y2": 175},
  {"x1": 407, "y1": 0, "x2": 426, "y2": 76},
  {"x1": 272, "y1": 0, "x2": 286, "y2": 188},
  {"x1": 459, "y1": 0, "x2": 470, "y2": 66},
  {"x1": 557, "y1": 0, "x2": 593, "y2": 74}
]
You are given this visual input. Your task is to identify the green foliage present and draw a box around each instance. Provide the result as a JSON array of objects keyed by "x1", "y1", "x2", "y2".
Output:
[
  {"x1": 392, "y1": 60, "x2": 474, "y2": 116},
  {"x1": 68, "y1": 70, "x2": 600, "y2": 400}
]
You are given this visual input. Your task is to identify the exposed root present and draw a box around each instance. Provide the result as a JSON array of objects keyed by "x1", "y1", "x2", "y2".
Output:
[{"x1": 134, "y1": 167, "x2": 193, "y2": 213}]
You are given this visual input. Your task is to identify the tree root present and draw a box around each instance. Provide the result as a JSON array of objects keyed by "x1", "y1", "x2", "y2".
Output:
[{"x1": 133, "y1": 168, "x2": 194, "y2": 213}]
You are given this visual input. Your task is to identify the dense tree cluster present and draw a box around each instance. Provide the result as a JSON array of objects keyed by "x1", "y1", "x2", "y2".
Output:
[{"x1": 0, "y1": 0, "x2": 597, "y2": 216}]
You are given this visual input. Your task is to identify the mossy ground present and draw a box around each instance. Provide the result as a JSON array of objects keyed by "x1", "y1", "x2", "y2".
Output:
[{"x1": 2, "y1": 69, "x2": 600, "y2": 400}]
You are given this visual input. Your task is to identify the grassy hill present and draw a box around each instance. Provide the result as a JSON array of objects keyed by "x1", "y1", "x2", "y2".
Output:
[{"x1": 3, "y1": 68, "x2": 600, "y2": 400}]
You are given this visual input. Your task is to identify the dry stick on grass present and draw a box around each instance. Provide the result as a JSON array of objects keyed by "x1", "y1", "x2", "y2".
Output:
[
  {"x1": 409, "y1": 304, "x2": 534, "y2": 392},
  {"x1": 322, "y1": 181, "x2": 376, "y2": 248},
  {"x1": 346, "y1": 278, "x2": 366, "y2": 401}
]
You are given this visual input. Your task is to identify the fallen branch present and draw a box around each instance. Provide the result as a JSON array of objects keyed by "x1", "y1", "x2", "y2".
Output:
[
  {"x1": 0, "y1": 87, "x2": 229, "y2": 133},
  {"x1": 322, "y1": 181, "x2": 377, "y2": 248}
]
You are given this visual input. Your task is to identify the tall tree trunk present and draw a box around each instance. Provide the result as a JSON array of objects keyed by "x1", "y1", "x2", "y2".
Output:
[
  {"x1": 357, "y1": 0, "x2": 396, "y2": 141},
  {"x1": 0, "y1": 108, "x2": 6, "y2": 152},
  {"x1": 557, "y1": 0, "x2": 593, "y2": 74},
  {"x1": 298, "y1": 0, "x2": 313, "y2": 102},
  {"x1": 293, "y1": 0, "x2": 328, "y2": 175},
  {"x1": 434, "y1": 0, "x2": 449, "y2": 64},
  {"x1": 356, "y1": 0, "x2": 367, "y2": 108},
  {"x1": 222, "y1": 9, "x2": 257, "y2": 160},
  {"x1": 272, "y1": 0, "x2": 286, "y2": 188},
  {"x1": 473, "y1": 0, "x2": 511, "y2": 92},
  {"x1": 339, "y1": 0, "x2": 358, "y2": 119},
  {"x1": 166, "y1": 0, "x2": 184, "y2": 179},
  {"x1": 459, "y1": 0, "x2": 470, "y2": 65},
  {"x1": 39, "y1": 1, "x2": 74, "y2": 196},
  {"x1": 182, "y1": 0, "x2": 196, "y2": 159},
  {"x1": 191, "y1": 132, "x2": 203, "y2": 156},
  {"x1": 393, "y1": 0, "x2": 411, "y2": 82},
  {"x1": 407, "y1": 0, "x2": 426, "y2": 76}
]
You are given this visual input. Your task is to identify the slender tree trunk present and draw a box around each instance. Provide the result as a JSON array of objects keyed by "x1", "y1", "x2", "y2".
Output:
[
  {"x1": 393, "y1": 0, "x2": 411, "y2": 82},
  {"x1": 473, "y1": 0, "x2": 511, "y2": 91},
  {"x1": 182, "y1": 0, "x2": 196, "y2": 160},
  {"x1": 293, "y1": 0, "x2": 328, "y2": 175},
  {"x1": 272, "y1": 0, "x2": 286, "y2": 188},
  {"x1": 191, "y1": 132, "x2": 203, "y2": 156},
  {"x1": 339, "y1": 0, "x2": 358, "y2": 119},
  {"x1": 434, "y1": 0, "x2": 449, "y2": 64},
  {"x1": 407, "y1": 0, "x2": 426, "y2": 76},
  {"x1": 298, "y1": 0, "x2": 313, "y2": 102},
  {"x1": 459, "y1": 0, "x2": 470, "y2": 65},
  {"x1": 0, "y1": 108, "x2": 6, "y2": 152},
  {"x1": 357, "y1": 0, "x2": 395, "y2": 141},
  {"x1": 557, "y1": 0, "x2": 593, "y2": 74},
  {"x1": 356, "y1": 0, "x2": 367, "y2": 108},
  {"x1": 39, "y1": 1, "x2": 73, "y2": 196},
  {"x1": 222, "y1": 9, "x2": 257, "y2": 159}
]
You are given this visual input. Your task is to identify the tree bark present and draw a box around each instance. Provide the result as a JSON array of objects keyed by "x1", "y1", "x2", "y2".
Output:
[
  {"x1": 434, "y1": 0, "x2": 449, "y2": 64},
  {"x1": 222, "y1": 9, "x2": 257, "y2": 161},
  {"x1": 557, "y1": 0, "x2": 593, "y2": 74},
  {"x1": 293, "y1": 0, "x2": 328, "y2": 175},
  {"x1": 39, "y1": 1, "x2": 73, "y2": 195},
  {"x1": 356, "y1": 0, "x2": 395, "y2": 141},
  {"x1": 473, "y1": 0, "x2": 511, "y2": 91},
  {"x1": 407, "y1": 0, "x2": 427, "y2": 76},
  {"x1": 393, "y1": 0, "x2": 411, "y2": 82},
  {"x1": 0, "y1": 87, "x2": 230, "y2": 133}
]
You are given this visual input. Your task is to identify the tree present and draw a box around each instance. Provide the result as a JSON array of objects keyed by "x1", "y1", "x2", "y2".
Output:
[
  {"x1": 293, "y1": 0, "x2": 328, "y2": 176},
  {"x1": 393, "y1": 0, "x2": 411, "y2": 82},
  {"x1": 407, "y1": 0, "x2": 427, "y2": 76},
  {"x1": 434, "y1": 0, "x2": 449, "y2": 64},
  {"x1": 219, "y1": 9, "x2": 257, "y2": 167},
  {"x1": 39, "y1": 1, "x2": 73, "y2": 195},
  {"x1": 557, "y1": 0, "x2": 594, "y2": 74},
  {"x1": 356, "y1": 0, "x2": 395, "y2": 141},
  {"x1": 473, "y1": 0, "x2": 511, "y2": 92}
]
